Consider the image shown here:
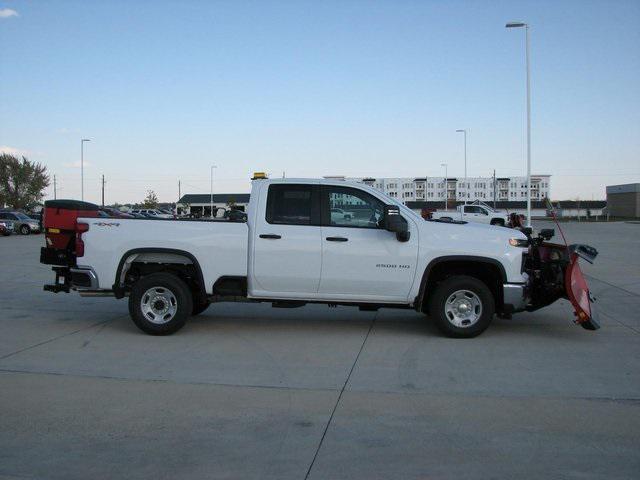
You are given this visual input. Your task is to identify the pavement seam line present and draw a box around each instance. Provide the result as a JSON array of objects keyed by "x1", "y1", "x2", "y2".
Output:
[
  {"x1": 585, "y1": 274, "x2": 639, "y2": 298},
  {"x1": 0, "y1": 319, "x2": 113, "y2": 361},
  {"x1": 1, "y1": 367, "x2": 639, "y2": 404},
  {"x1": 599, "y1": 309, "x2": 640, "y2": 335},
  {"x1": 303, "y1": 312, "x2": 377, "y2": 480}
]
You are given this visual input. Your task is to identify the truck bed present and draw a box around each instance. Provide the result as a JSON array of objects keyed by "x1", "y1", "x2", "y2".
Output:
[{"x1": 79, "y1": 218, "x2": 248, "y2": 293}]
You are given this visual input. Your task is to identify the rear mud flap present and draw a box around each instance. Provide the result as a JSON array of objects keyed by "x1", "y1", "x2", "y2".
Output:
[{"x1": 565, "y1": 246, "x2": 600, "y2": 330}]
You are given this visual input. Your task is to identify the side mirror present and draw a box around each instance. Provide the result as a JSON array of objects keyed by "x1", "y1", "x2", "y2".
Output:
[{"x1": 384, "y1": 205, "x2": 410, "y2": 242}]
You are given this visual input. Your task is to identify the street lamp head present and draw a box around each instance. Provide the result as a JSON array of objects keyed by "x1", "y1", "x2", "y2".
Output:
[
  {"x1": 506, "y1": 21, "x2": 526, "y2": 28},
  {"x1": 440, "y1": 163, "x2": 447, "y2": 167},
  {"x1": 455, "y1": 129, "x2": 465, "y2": 133}
]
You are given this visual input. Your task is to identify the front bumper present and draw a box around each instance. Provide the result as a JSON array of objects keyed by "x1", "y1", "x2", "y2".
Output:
[{"x1": 503, "y1": 283, "x2": 527, "y2": 313}]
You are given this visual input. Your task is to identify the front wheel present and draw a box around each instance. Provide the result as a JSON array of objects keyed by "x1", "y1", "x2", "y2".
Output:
[
  {"x1": 20, "y1": 225, "x2": 30, "y2": 235},
  {"x1": 428, "y1": 275, "x2": 495, "y2": 338},
  {"x1": 128, "y1": 272, "x2": 193, "y2": 335}
]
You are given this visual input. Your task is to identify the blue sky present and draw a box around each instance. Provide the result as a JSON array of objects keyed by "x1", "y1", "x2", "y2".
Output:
[{"x1": 1, "y1": 0, "x2": 638, "y2": 204}]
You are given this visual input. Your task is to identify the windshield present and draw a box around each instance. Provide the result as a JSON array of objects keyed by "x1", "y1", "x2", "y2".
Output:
[{"x1": 15, "y1": 213, "x2": 31, "y2": 220}]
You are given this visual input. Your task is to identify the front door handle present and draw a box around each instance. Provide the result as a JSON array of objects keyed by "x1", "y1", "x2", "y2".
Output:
[
  {"x1": 259, "y1": 234, "x2": 281, "y2": 239},
  {"x1": 326, "y1": 236, "x2": 348, "y2": 242}
]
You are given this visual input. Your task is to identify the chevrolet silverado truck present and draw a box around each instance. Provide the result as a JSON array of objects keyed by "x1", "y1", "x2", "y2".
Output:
[
  {"x1": 431, "y1": 201, "x2": 509, "y2": 226},
  {"x1": 39, "y1": 178, "x2": 599, "y2": 337}
]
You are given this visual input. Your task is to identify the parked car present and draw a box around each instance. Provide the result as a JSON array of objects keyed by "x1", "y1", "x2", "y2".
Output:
[
  {"x1": 29, "y1": 211, "x2": 44, "y2": 230},
  {"x1": 0, "y1": 220, "x2": 14, "y2": 236},
  {"x1": 130, "y1": 209, "x2": 174, "y2": 219},
  {"x1": 40, "y1": 178, "x2": 599, "y2": 338},
  {"x1": 223, "y1": 209, "x2": 248, "y2": 222},
  {"x1": 430, "y1": 201, "x2": 508, "y2": 226},
  {"x1": 101, "y1": 208, "x2": 135, "y2": 219},
  {"x1": 0, "y1": 211, "x2": 41, "y2": 235},
  {"x1": 158, "y1": 208, "x2": 176, "y2": 217}
]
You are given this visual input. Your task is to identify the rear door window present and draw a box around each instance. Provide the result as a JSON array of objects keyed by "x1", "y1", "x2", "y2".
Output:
[{"x1": 266, "y1": 184, "x2": 320, "y2": 225}]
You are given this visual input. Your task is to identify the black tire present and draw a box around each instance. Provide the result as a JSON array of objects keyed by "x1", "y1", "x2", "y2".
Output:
[
  {"x1": 440, "y1": 217, "x2": 452, "y2": 222},
  {"x1": 128, "y1": 272, "x2": 193, "y2": 335},
  {"x1": 20, "y1": 224, "x2": 30, "y2": 235},
  {"x1": 490, "y1": 219, "x2": 505, "y2": 227},
  {"x1": 428, "y1": 275, "x2": 495, "y2": 338},
  {"x1": 192, "y1": 300, "x2": 210, "y2": 316}
]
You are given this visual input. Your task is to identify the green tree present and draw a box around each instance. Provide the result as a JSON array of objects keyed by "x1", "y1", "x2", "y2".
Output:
[
  {"x1": 0, "y1": 153, "x2": 50, "y2": 209},
  {"x1": 142, "y1": 190, "x2": 159, "y2": 208}
]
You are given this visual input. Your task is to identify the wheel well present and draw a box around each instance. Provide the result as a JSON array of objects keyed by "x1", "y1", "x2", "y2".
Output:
[
  {"x1": 419, "y1": 259, "x2": 504, "y2": 313},
  {"x1": 113, "y1": 249, "x2": 206, "y2": 299},
  {"x1": 490, "y1": 218, "x2": 505, "y2": 226}
]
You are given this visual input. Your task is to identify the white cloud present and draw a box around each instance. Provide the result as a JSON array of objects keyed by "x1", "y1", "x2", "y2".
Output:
[
  {"x1": 0, "y1": 145, "x2": 29, "y2": 156},
  {"x1": 64, "y1": 160, "x2": 93, "y2": 168},
  {"x1": 0, "y1": 8, "x2": 19, "y2": 18}
]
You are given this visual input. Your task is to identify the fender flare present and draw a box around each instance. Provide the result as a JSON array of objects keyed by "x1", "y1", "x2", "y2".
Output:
[
  {"x1": 415, "y1": 255, "x2": 508, "y2": 310},
  {"x1": 112, "y1": 248, "x2": 206, "y2": 298}
]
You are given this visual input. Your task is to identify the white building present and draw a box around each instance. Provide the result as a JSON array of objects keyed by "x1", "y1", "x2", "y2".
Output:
[{"x1": 324, "y1": 175, "x2": 551, "y2": 205}]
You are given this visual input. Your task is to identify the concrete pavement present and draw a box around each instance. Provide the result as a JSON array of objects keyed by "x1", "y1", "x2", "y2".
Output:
[{"x1": 0, "y1": 223, "x2": 638, "y2": 479}]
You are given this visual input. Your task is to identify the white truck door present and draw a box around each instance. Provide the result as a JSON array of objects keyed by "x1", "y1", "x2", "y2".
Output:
[
  {"x1": 318, "y1": 185, "x2": 419, "y2": 302},
  {"x1": 462, "y1": 205, "x2": 478, "y2": 221},
  {"x1": 251, "y1": 183, "x2": 322, "y2": 295},
  {"x1": 477, "y1": 206, "x2": 491, "y2": 223}
]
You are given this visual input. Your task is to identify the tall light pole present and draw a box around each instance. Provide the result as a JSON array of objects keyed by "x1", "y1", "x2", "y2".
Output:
[
  {"x1": 456, "y1": 129, "x2": 467, "y2": 203},
  {"x1": 80, "y1": 139, "x2": 91, "y2": 201},
  {"x1": 441, "y1": 163, "x2": 448, "y2": 211},
  {"x1": 506, "y1": 21, "x2": 532, "y2": 227},
  {"x1": 210, "y1": 165, "x2": 217, "y2": 218}
]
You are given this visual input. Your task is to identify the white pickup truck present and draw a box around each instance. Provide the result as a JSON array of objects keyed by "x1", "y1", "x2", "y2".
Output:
[
  {"x1": 431, "y1": 201, "x2": 509, "y2": 226},
  {"x1": 40, "y1": 178, "x2": 599, "y2": 338}
]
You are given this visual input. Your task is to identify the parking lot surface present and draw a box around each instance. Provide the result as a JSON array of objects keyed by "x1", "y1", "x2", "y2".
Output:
[{"x1": 1, "y1": 221, "x2": 639, "y2": 479}]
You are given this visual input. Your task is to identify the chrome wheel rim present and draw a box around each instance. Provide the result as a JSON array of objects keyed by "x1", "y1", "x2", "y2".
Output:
[
  {"x1": 444, "y1": 289, "x2": 482, "y2": 328},
  {"x1": 140, "y1": 287, "x2": 178, "y2": 324}
]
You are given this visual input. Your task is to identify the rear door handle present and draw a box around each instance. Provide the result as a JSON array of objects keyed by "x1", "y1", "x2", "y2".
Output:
[
  {"x1": 259, "y1": 234, "x2": 281, "y2": 239},
  {"x1": 326, "y1": 236, "x2": 348, "y2": 242}
]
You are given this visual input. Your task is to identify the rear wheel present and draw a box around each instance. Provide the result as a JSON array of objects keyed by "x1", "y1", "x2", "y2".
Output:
[
  {"x1": 428, "y1": 275, "x2": 495, "y2": 338},
  {"x1": 20, "y1": 224, "x2": 30, "y2": 235},
  {"x1": 128, "y1": 272, "x2": 193, "y2": 335}
]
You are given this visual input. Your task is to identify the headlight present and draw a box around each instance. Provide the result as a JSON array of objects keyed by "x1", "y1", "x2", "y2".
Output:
[{"x1": 509, "y1": 238, "x2": 529, "y2": 248}]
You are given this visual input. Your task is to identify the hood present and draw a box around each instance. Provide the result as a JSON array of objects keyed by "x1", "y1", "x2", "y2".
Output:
[
  {"x1": 418, "y1": 219, "x2": 526, "y2": 271},
  {"x1": 422, "y1": 219, "x2": 525, "y2": 239}
]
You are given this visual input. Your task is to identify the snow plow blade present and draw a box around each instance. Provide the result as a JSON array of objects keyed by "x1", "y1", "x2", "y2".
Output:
[{"x1": 565, "y1": 244, "x2": 600, "y2": 330}]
